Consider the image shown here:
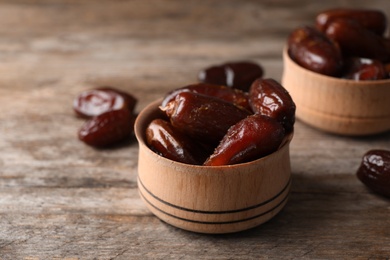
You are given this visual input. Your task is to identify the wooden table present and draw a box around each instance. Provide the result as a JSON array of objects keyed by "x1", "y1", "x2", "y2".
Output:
[{"x1": 1, "y1": 1, "x2": 389, "y2": 259}]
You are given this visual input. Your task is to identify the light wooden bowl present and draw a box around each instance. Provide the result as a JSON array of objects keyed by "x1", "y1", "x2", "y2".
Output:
[
  {"x1": 282, "y1": 48, "x2": 390, "y2": 136},
  {"x1": 134, "y1": 99, "x2": 293, "y2": 234}
]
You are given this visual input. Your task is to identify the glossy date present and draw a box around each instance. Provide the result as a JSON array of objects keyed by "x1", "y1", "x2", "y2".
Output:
[
  {"x1": 146, "y1": 119, "x2": 207, "y2": 165},
  {"x1": 204, "y1": 114, "x2": 285, "y2": 166},
  {"x1": 161, "y1": 92, "x2": 251, "y2": 144},
  {"x1": 78, "y1": 108, "x2": 135, "y2": 148},
  {"x1": 249, "y1": 78, "x2": 295, "y2": 133},
  {"x1": 356, "y1": 149, "x2": 390, "y2": 198},
  {"x1": 325, "y1": 18, "x2": 389, "y2": 62},
  {"x1": 73, "y1": 87, "x2": 137, "y2": 118},
  {"x1": 288, "y1": 26, "x2": 343, "y2": 76},
  {"x1": 198, "y1": 61, "x2": 264, "y2": 91},
  {"x1": 316, "y1": 8, "x2": 387, "y2": 35},
  {"x1": 161, "y1": 83, "x2": 251, "y2": 111},
  {"x1": 343, "y1": 57, "x2": 387, "y2": 80}
]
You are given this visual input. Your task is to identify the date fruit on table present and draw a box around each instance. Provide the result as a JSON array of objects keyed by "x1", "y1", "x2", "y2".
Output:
[
  {"x1": 78, "y1": 108, "x2": 136, "y2": 148},
  {"x1": 198, "y1": 61, "x2": 264, "y2": 92},
  {"x1": 356, "y1": 149, "x2": 390, "y2": 198},
  {"x1": 73, "y1": 87, "x2": 138, "y2": 118}
]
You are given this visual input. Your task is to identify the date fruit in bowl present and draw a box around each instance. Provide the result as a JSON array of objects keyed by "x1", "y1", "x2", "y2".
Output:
[
  {"x1": 135, "y1": 99, "x2": 293, "y2": 234},
  {"x1": 283, "y1": 8, "x2": 390, "y2": 136}
]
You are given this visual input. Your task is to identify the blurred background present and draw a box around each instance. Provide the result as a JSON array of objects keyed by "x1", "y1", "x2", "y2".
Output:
[{"x1": 1, "y1": 1, "x2": 390, "y2": 259}]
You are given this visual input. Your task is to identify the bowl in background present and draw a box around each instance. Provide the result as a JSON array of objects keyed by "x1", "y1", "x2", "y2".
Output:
[{"x1": 282, "y1": 47, "x2": 390, "y2": 136}]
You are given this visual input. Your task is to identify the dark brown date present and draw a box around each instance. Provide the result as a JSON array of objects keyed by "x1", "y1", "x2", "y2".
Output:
[
  {"x1": 343, "y1": 57, "x2": 387, "y2": 80},
  {"x1": 204, "y1": 114, "x2": 285, "y2": 166},
  {"x1": 161, "y1": 83, "x2": 251, "y2": 111},
  {"x1": 78, "y1": 108, "x2": 135, "y2": 147},
  {"x1": 198, "y1": 61, "x2": 264, "y2": 91},
  {"x1": 325, "y1": 18, "x2": 389, "y2": 62},
  {"x1": 356, "y1": 149, "x2": 390, "y2": 198},
  {"x1": 161, "y1": 92, "x2": 251, "y2": 144},
  {"x1": 316, "y1": 9, "x2": 387, "y2": 36},
  {"x1": 249, "y1": 78, "x2": 295, "y2": 133},
  {"x1": 73, "y1": 87, "x2": 137, "y2": 118},
  {"x1": 146, "y1": 119, "x2": 207, "y2": 165},
  {"x1": 288, "y1": 26, "x2": 343, "y2": 76},
  {"x1": 385, "y1": 63, "x2": 390, "y2": 78},
  {"x1": 384, "y1": 38, "x2": 390, "y2": 61}
]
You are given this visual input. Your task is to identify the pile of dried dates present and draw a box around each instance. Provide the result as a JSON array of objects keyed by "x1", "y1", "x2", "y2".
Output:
[
  {"x1": 146, "y1": 77, "x2": 296, "y2": 166},
  {"x1": 288, "y1": 8, "x2": 390, "y2": 80},
  {"x1": 73, "y1": 87, "x2": 138, "y2": 147}
]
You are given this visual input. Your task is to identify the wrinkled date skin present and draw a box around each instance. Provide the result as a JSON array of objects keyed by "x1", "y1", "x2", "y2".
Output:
[
  {"x1": 316, "y1": 9, "x2": 387, "y2": 36},
  {"x1": 249, "y1": 78, "x2": 296, "y2": 133},
  {"x1": 78, "y1": 108, "x2": 135, "y2": 147},
  {"x1": 204, "y1": 114, "x2": 285, "y2": 166},
  {"x1": 198, "y1": 61, "x2": 264, "y2": 92},
  {"x1": 343, "y1": 58, "x2": 387, "y2": 80},
  {"x1": 288, "y1": 26, "x2": 343, "y2": 76},
  {"x1": 325, "y1": 18, "x2": 389, "y2": 62},
  {"x1": 161, "y1": 83, "x2": 251, "y2": 111},
  {"x1": 161, "y1": 92, "x2": 251, "y2": 144},
  {"x1": 146, "y1": 119, "x2": 207, "y2": 165},
  {"x1": 356, "y1": 149, "x2": 390, "y2": 198},
  {"x1": 73, "y1": 87, "x2": 137, "y2": 118}
]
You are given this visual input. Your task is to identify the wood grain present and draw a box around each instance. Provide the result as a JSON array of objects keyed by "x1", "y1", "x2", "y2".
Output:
[{"x1": 1, "y1": 0, "x2": 390, "y2": 259}]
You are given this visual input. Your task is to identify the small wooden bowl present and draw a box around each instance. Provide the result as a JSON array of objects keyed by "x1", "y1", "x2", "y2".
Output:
[
  {"x1": 134, "y1": 99, "x2": 293, "y2": 234},
  {"x1": 282, "y1": 48, "x2": 390, "y2": 136}
]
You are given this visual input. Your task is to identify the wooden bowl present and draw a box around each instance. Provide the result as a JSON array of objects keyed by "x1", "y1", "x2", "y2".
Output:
[
  {"x1": 282, "y1": 48, "x2": 390, "y2": 136},
  {"x1": 134, "y1": 99, "x2": 293, "y2": 234}
]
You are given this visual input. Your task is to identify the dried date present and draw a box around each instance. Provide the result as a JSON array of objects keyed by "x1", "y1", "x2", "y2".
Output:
[
  {"x1": 385, "y1": 63, "x2": 390, "y2": 78},
  {"x1": 198, "y1": 61, "x2": 264, "y2": 91},
  {"x1": 78, "y1": 108, "x2": 135, "y2": 147},
  {"x1": 161, "y1": 92, "x2": 251, "y2": 144},
  {"x1": 325, "y1": 18, "x2": 389, "y2": 62},
  {"x1": 356, "y1": 149, "x2": 390, "y2": 198},
  {"x1": 288, "y1": 26, "x2": 343, "y2": 76},
  {"x1": 343, "y1": 57, "x2": 387, "y2": 80},
  {"x1": 316, "y1": 9, "x2": 387, "y2": 35},
  {"x1": 204, "y1": 114, "x2": 285, "y2": 166},
  {"x1": 73, "y1": 87, "x2": 137, "y2": 118},
  {"x1": 161, "y1": 83, "x2": 251, "y2": 111},
  {"x1": 146, "y1": 119, "x2": 207, "y2": 165},
  {"x1": 249, "y1": 79, "x2": 295, "y2": 133}
]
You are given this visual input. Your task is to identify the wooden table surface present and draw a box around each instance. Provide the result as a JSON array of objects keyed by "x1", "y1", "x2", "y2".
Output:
[{"x1": 1, "y1": 1, "x2": 390, "y2": 259}]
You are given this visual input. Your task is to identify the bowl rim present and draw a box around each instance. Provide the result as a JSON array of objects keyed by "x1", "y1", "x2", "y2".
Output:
[
  {"x1": 135, "y1": 98, "x2": 294, "y2": 170},
  {"x1": 283, "y1": 46, "x2": 390, "y2": 85}
]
